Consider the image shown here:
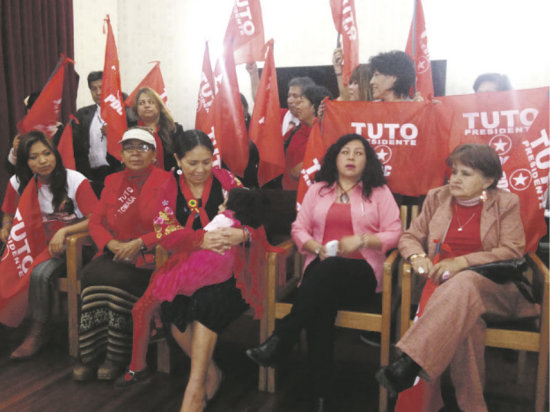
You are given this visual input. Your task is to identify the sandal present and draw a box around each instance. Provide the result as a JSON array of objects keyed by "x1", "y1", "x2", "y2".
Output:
[{"x1": 114, "y1": 367, "x2": 152, "y2": 388}]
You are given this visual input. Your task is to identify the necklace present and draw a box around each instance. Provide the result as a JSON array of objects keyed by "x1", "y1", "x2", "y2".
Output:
[
  {"x1": 454, "y1": 204, "x2": 476, "y2": 232},
  {"x1": 338, "y1": 182, "x2": 358, "y2": 204}
]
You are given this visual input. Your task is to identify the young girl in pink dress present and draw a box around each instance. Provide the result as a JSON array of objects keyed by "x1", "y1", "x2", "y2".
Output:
[{"x1": 117, "y1": 187, "x2": 267, "y2": 386}]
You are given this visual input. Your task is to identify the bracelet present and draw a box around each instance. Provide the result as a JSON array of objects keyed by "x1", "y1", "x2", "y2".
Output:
[
  {"x1": 408, "y1": 253, "x2": 427, "y2": 262},
  {"x1": 334, "y1": 72, "x2": 342, "y2": 76}
]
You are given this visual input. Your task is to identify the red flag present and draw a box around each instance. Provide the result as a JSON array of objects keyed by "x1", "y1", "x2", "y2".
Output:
[
  {"x1": 101, "y1": 15, "x2": 127, "y2": 161},
  {"x1": 57, "y1": 115, "x2": 78, "y2": 170},
  {"x1": 18, "y1": 55, "x2": 73, "y2": 137},
  {"x1": 224, "y1": 0, "x2": 265, "y2": 64},
  {"x1": 296, "y1": 120, "x2": 325, "y2": 209},
  {"x1": 0, "y1": 179, "x2": 49, "y2": 327},
  {"x1": 249, "y1": 40, "x2": 285, "y2": 186},
  {"x1": 212, "y1": 41, "x2": 249, "y2": 177},
  {"x1": 441, "y1": 87, "x2": 549, "y2": 251},
  {"x1": 124, "y1": 61, "x2": 167, "y2": 107},
  {"x1": 321, "y1": 99, "x2": 448, "y2": 196},
  {"x1": 330, "y1": 0, "x2": 359, "y2": 86},
  {"x1": 405, "y1": 0, "x2": 434, "y2": 99}
]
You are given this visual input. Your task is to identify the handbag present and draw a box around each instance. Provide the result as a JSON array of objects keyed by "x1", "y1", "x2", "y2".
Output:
[{"x1": 467, "y1": 258, "x2": 536, "y2": 303}]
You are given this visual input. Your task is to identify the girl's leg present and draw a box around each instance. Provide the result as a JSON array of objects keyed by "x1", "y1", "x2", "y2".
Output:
[
  {"x1": 180, "y1": 321, "x2": 218, "y2": 412},
  {"x1": 129, "y1": 287, "x2": 162, "y2": 372}
]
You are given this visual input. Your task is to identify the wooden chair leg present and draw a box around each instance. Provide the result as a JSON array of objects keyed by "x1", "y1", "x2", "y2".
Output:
[{"x1": 156, "y1": 339, "x2": 171, "y2": 373}]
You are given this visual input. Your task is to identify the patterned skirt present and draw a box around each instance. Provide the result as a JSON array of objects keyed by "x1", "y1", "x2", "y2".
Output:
[{"x1": 78, "y1": 253, "x2": 152, "y2": 365}]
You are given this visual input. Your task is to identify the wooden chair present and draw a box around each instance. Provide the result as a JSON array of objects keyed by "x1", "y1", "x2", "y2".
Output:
[
  {"x1": 257, "y1": 203, "x2": 419, "y2": 412},
  {"x1": 400, "y1": 252, "x2": 549, "y2": 412},
  {"x1": 63, "y1": 233, "x2": 171, "y2": 373}
]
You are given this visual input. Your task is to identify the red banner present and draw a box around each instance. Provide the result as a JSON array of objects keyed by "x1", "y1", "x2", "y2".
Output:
[
  {"x1": 249, "y1": 40, "x2": 285, "y2": 186},
  {"x1": 18, "y1": 55, "x2": 72, "y2": 137},
  {"x1": 212, "y1": 41, "x2": 249, "y2": 177},
  {"x1": 0, "y1": 179, "x2": 48, "y2": 327},
  {"x1": 330, "y1": 0, "x2": 359, "y2": 86},
  {"x1": 57, "y1": 115, "x2": 77, "y2": 170},
  {"x1": 125, "y1": 61, "x2": 167, "y2": 107},
  {"x1": 101, "y1": 15, "x2": 127, "y2": 161},
  {"x1": 296, "y1": 120, "x2": 325, "y2": 209},
  {"x1": 440, "y1": 87, "x2": 550, "y2": 251},
  {"x1": 224, "y1": 0, "x2": 265, "y2": 64},
  {"x1": 405, "y1": 0, "x2": 434, "y2": 100}
]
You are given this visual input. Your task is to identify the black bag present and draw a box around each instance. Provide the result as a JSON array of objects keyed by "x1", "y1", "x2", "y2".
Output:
[{"x1": 467, "y1": 258, "x2": 535, "y2": 303}]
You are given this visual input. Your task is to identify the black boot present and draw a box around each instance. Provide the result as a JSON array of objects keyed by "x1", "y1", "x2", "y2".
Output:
[
  {"x1": 246, "y1": 334, "x2": 283, "y2": 367},
  {"x1": 375, "y1": 353, "x2": 421, "y2": 397}
]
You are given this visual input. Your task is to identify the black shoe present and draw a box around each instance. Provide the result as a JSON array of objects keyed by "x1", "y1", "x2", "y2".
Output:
[
  {"x1": 114, "y1": 367, "x2": 152, "y2": 388},
  {"x1": 313, "y1": 397, "x2": 332, "y2": 412},
  {"x1": 375, "y1": 353, "x2": 421, "y2": 397},
  {"x1": 246, "y1": 335, "x2": 282, "y2": 367}
]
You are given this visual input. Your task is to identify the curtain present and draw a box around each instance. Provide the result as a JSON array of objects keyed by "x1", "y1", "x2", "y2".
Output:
[{"x1": 0, "y1": 0, "x2": 77, "y2": 202}]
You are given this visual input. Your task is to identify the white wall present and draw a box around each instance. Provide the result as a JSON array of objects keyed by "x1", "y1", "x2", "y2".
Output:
[{"x1": 74, "y1": 0, "x2": 550, "y2": 129}]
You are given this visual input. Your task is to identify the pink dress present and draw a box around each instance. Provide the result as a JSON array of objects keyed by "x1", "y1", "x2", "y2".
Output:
[{"x1": 150, "y1": 210, "x2": 240, "y2": 301}]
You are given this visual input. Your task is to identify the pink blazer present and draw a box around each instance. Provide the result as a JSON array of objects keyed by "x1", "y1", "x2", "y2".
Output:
[
  {"x1": 292, "y1": 182, "x2": 401, "y2": 292},
  {"x1": 398, "y1": 185, "x2": 525, "y2": 266}
]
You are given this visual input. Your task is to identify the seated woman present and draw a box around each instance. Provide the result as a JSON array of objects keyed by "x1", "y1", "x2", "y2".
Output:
[
  {"x1": 158, "y1": 129, "x2": 253, "y2": 411},
  {"x1": 131, "y1": 86, "x2": 184, "y2": 171},
  {"x1": 247, "y1": 134, "x2": 402, "y2": 409},
  {"x1": 376, "y1": 144, "x2": 539, "y2": 411},
  {"x1": 282, "y1": 85, "x2": 333, "y2": 190},
  {"x1": 72, "y1": 127, "x2": 173, "y2": 381},
  {"x1": 1, "y1": 131, "x2": 97, "y2": 359},
  {"x1": 116, "y1": 188, "x2": 267, "y2": 387}
]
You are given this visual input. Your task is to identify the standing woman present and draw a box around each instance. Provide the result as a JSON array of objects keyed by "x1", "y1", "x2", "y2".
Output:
[
  {"x1": 1, "y1": 131, "x2": 98, "y2": 359},
  {"x1": 160, "y1": 129, "x2": 250, "y2": 411},
  {"x1": 72, "y1": 127, "x2": 173, "y2": 381},
  {"x1": 247, "y1": 134, "x2": 401, "y2": 409},
  {"x1": 131, "y1": 87, "x2": 183, "y2": 171}
]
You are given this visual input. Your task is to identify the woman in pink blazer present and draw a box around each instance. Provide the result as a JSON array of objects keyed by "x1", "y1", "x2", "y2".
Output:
[
  {"x1": 247, "y1": 134, "x2": 401, "y2": 410},
  {"x1": 376, "y1": 144, "x2": 539, "y2": 411}
]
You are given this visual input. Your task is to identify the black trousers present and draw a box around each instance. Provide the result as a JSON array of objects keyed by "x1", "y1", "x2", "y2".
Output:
[{"x1": 275, "y1": 257, "x2": 377, "y2": 397}]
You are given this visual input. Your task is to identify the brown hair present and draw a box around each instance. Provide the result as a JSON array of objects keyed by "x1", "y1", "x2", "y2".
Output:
[
  {"x1": 133, "y1": 87, "x2": 175, "y2": 147},
  {"x1": 349, "y1": 64, "x2": 373, "y2": 101},
  {"x1": 446, "y1": 144, "x2": 502, "y2": 189}
]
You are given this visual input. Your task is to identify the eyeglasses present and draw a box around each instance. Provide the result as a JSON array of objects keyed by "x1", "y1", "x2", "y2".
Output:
[{"x1": 122, "y1": 143, "x2": 153, "y2": 152}]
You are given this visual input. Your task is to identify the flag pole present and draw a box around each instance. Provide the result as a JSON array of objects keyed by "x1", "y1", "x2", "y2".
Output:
[
  {"x1": 336, "y1": 33, "x2": 341, "y2": 48},
  {"x1": 412, "y1": 0, "x2": 418, "y2": 95}
]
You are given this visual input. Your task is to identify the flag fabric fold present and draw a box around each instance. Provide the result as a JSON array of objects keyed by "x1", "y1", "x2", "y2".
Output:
[
  {"x1": 18, "y1": 55, "x2": 73, "y2": 138},
  {"x1": 57, "y1": 114, "x2": 78, "y2": 170},
  {"x1": 296, "y1": 120, "x2": 325, "y2": 209},
  {"x1": 224, "y1": 0, "x2": 266, "y2": 65},
  {"x1": 329, "y1": 0, "x2": 359, "y2": 86},
  {"x1": 101, "y1": 15, "x2": 127, "y2": 161},
  {"x1": 125, "y1": 61, "x2": 167, "y2": 107},
  {"x1": 249, "y1": 40, "x2": 285, "y2": 186},
  {"x1": 405, "y1": 0, "x2": 434, "y2": 99},
  {"x1": 212, "y1": 41, "x2": 249, "y2": 177},
  {"x1": 0, "y1": 179, "x2": 49, "y2": 327}
]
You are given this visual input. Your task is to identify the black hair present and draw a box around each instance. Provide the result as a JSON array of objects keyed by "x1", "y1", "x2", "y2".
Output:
[
  {"x1": 288, "y1": 77, "x2": 315, "y2": 94},
  {"x1": 87, "y1": 71, "x2": 103, "y2": 88},
  {"x1": 225, "y1": 187, "x2": 266, "y2": 229},
  {"x1": 315, "y1": 134, "x2": 386, "y2": 199},
  {"x1": 446, "y1": 144, "x2": 502, "y2": 190},
  {"x1": 473, "y1": 73, "x2": 512, "y2": 92},
  {"x1": 15, "y1": 131, "x2": 68, "y2": 210},
  {"x1": 368, "y1": 51, "x2": 415, "y2": 98},
  {"x1": 302, "y1": 85, "x2": 333, "y2": 115},
  {"x1": 173, "y1": 129, "x2": 214, "y2": 159}
]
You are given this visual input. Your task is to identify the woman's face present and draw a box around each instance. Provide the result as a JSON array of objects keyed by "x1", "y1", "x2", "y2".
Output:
[
  {"x1": 336, "y1": 139, "x2": 367, "y2": 182},
  {"x1": 296, "y1": 96, "x2": 316, "y2": 125},
  {"x1": 370, "y1": 70, "x2": 396, "y2": 101},
  {"x1": 348, "y1": 80, "x2": 360, "y2": 101},
  {"x1": 136, "y1": 92, "x2": 160, "y2": 124},
  {"x1": 449, "y1": 161, "x2": 493, "y2": 200},
  {"x1": 27, "y1": 141, "x2": 56, "y2": 178},
  {"x1": 121, "y1": 139, "x2": 156, "y2": 171},
  {"x1": 175, "y1": 145, "x2": 213, "y2": 186}
]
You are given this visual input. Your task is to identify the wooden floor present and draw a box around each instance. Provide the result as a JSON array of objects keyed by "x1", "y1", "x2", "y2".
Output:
[{"x1": 0, "y1": 313, "x2": 546, "y2": 412}]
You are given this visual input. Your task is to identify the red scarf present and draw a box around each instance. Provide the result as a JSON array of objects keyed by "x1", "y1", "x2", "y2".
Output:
[{"x1": 178, "y1": 174, "x2": 213, "y2": 229}]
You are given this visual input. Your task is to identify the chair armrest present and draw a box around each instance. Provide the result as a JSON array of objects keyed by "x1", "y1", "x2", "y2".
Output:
[
  {"x1": 400, "y1": 260, "x2": 413, "y2": 338},
  {"x1": 66, "y1": 232, "x2": 93, "y2": 287},
  {"x1": 155, "y1": 245, "x2": 169, "y2": 269}
]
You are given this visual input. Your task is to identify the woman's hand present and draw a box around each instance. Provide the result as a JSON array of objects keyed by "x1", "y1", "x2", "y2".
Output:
[
  {"x1": 410, "y1": 256, "x2": 433, "y2": 277},
  {"x1": 0, "y1": 223, "x2": 12, "y2": 244},
  {"x1": 108, "y1": 238, "x2": 143, "y2": 263},
  {"x1": 332, "y1": 48, "x2": 343, "y2": 74},
  {"x1": 428, "y1": 256, "x2": 468, "y2": 284},
  {"x1": 201, "y1": 230, "x2": 230, "y2": 255},
  {"x1": 338, "y1": 235, "x2": 363, "y2": 256},
  {"x1": 48, "y1": 227, "x2": 67, "y2": 256}
]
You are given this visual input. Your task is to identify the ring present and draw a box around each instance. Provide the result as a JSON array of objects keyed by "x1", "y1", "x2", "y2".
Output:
[{"x1": 417, "y1": 266, "x2": 425, "y2": 274}]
